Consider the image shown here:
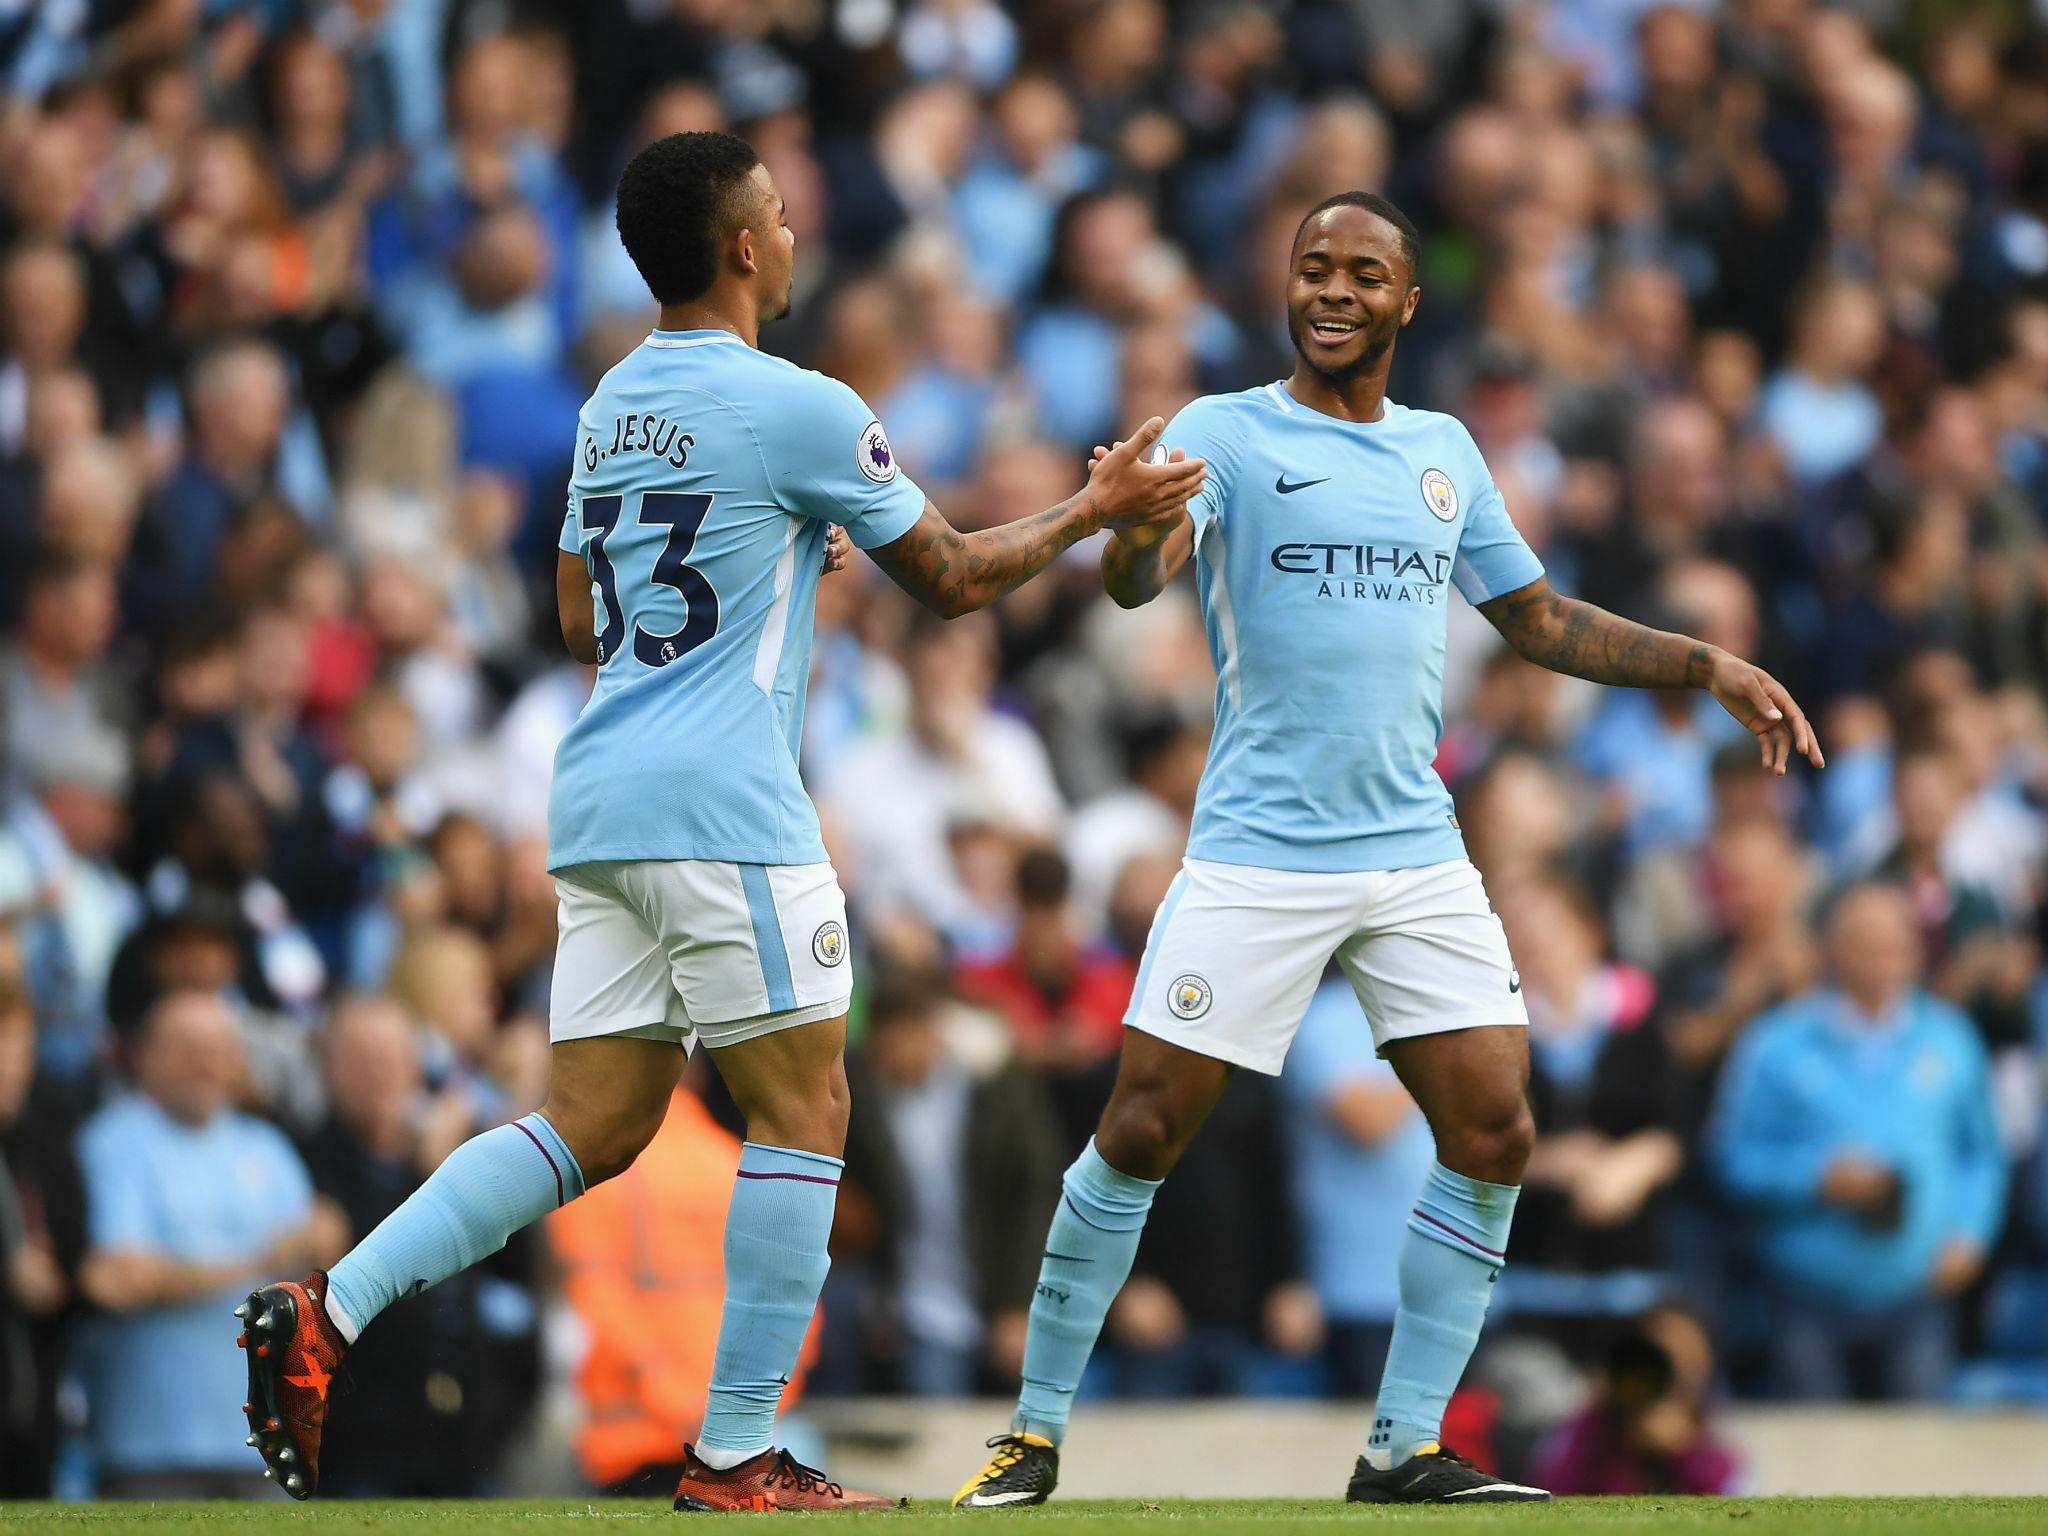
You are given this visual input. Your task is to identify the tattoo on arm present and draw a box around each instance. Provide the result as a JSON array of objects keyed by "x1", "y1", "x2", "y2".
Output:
[
  {"x1": 1479, "y1": 577, "x2": 1711, "y2": 688},
  {"x1": 869, "y1": 497, "x2": 1096, "y2": 618}
]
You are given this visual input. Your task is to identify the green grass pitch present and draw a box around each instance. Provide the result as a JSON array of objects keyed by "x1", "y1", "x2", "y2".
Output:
[{"x1": 0, "y1": 1500, "x2": 2043, "y2": 1534}]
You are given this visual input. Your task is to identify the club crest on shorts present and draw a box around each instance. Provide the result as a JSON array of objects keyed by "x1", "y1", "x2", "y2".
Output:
[
  {"x1": 1421, "y1": 468, "x2": 1458, "y2": 520},
  {"x1": 812, "y1": 921, "x2": 846, "y2": 967},
  {"x1": 1167, "y1": 972, "x2": 1213, "y2": 1020},
  {"x1": 857, "y1": 420, "x2": 896, "y2": 483}
]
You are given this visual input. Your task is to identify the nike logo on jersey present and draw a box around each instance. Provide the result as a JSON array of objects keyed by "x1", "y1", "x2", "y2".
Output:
[
  {"x1": 1508, "y1": 972, "x2": 1522, "y2": 994},
  {"x1": 1274, "y1": 474, "x2": 1329, "y2": 495}
]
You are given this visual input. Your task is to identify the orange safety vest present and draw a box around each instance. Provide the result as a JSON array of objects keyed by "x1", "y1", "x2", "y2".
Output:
[{"x1": 548, "y1": 1089, "x2": 818, "y2": 1486}]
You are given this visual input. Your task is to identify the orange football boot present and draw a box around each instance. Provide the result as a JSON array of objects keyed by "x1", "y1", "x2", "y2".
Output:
[
  {"x1": 672, "y1": 1445, "x2": 902, "y2": 1512},
  {"x1": 235, "y1": 1270, "x2": 347, "y2": 1500}
]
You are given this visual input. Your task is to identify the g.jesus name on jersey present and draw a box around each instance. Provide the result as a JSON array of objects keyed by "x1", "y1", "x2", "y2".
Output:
[
  {"x1": 1162, "y1": 382, "x2": 1544, "y2": 877},
  {"x1": 549, "y1": 329, "x2": 925, "y2": 874}
]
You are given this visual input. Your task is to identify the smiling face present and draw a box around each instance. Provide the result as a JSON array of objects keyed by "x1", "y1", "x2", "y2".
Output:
[{"x1": 1286, "y1": 203, "x2": 1420, "y2": 384}]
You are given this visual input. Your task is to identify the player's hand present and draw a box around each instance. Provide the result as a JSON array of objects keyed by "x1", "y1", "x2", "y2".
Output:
[
  {"x1": 823, "y1": 524, "x2": 852, "y2": 574},
  {"x1": 1704, "y1": 650, "x2": 1823, "y2": 775},
  {"x1": 1090, "y1": 441, "x2": 1189, "y2": 549},
  {"x1": 1084, "y1": 416, "x2": 1205, "y2": 533}
]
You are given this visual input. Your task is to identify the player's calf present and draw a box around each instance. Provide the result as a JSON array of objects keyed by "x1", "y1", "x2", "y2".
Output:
[{"x1": 688, "y1": 1019, "x2": 856, "y2": 1474}]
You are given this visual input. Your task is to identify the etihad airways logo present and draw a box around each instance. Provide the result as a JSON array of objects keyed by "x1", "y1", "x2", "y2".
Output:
[{"x1": 1270, "y1": 543, "x2": 1452, "y2": 603}]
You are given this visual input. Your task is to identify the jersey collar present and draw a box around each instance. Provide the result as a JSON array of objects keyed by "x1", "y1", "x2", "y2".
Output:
[
  {"x1": 645, "y1": 328, "x2": 746, "y2": 348},
  {"x1": 1264, "y1": 378, "x2": 1397, "y2": 426}
]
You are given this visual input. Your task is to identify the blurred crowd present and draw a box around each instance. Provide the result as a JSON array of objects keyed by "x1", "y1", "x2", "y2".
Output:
[{"x1": 3, "y1": 0, "x2": 2048, "y2": 1503}]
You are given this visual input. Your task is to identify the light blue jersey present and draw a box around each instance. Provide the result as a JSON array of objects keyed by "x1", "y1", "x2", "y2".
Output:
[
  {"x1": 1168, "y1": 383, "x2": 1543, "y2": 873},
  {"x1": 550, "y1": 330, "x2": 926, "y2": 870}
]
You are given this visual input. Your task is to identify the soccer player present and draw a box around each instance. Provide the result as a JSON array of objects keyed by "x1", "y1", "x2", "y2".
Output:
[
  {"x1": 953, "y1": 191, "x2": 1822, "y2": 1508},
  {"x1": 234, "y1": 131, "x2": 1203, "y2": 1511}
]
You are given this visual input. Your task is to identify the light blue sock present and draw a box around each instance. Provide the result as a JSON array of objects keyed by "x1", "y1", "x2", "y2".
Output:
[
  {"x1": 1367, "y1": 1161, "x2": 1520, "y2": 1468},
  {"x1": 697, "y1": 1142, "x2": 842, "y2": 1461},
  {"x1": 322, "y1": 1112, "x2": 584, "y2": 1343},
  {"x1": 1013, "y1": 1138, "x2": 1162, "y2": 1445}
]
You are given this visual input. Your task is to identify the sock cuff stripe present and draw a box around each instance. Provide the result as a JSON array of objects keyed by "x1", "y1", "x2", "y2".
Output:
[
  {"x1": 1060, "y1": 1189, "x2": 1150, "y2": 1233},
  {"x1": 1062, "y1": 1191, "x2": 1109, "y2": 1231},
  {"x1": 735, "y1": 1167, "x2": 840, "y2": 1186},
  {"x1": 1410, "y1": 1206, "x2": 1506, "y2": 1260},
  {"x1": 513, "y1": 1118, "x2": 567, "y2": 1207}
]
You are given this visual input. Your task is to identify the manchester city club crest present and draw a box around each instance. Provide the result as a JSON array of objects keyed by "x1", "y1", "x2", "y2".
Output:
[
  {"x1": 1167, "y1": 972, "x2": 1213, "y2": 1020},
  {"x1": 1421, "y1": 468, "x2": 1458, "y2": 520},
  {"x1": 813, "y1": 921, "x2": 847, "y2": 967}
]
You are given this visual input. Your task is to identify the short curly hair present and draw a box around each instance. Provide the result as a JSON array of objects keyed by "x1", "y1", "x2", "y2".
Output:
[{"x1": 615, "y1": 131, "x2": 763, "y2": 305}]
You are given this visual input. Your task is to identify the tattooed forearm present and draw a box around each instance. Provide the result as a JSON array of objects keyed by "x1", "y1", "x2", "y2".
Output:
[
  {"x1": 1479, "y1": 577, "x2": 1712, "y2": 688},
  {"x1": 869, "y1": 497, "x2": 1096, "y2": 618}
]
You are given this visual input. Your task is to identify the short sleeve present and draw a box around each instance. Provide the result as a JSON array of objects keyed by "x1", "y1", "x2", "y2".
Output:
[
  {"x1": 561, "y1": 417, "x2": 590, "y2": 553},
  {"x1": 558, "y1": 485, "x2": 580, "y2": 553},
  {"x1": 756, "y1": 372, "x2": 927, "y2": 549},
  {"x1": 1162, "y1": 396, "x2": 1247, "y2": 534},
  {"x1": 1451, "y1": 471, "x2": 1544, "y2": 604}
]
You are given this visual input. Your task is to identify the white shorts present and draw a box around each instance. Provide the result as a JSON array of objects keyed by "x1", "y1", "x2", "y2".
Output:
[
  {"x1": 550, "y1": 859, "x2": 852, "y2": 1052},
  {"x1": 1126, "y1": 857, "x2": 1527, "y2": 1075}
]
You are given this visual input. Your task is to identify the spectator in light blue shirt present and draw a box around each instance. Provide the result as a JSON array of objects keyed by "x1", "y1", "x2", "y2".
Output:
[
  {"x1": 1016, "y1": 189, "x2": 1157, "y2": 446},
  {"x1": 397, "y1": 203, "x2": 564, "y2": 389},
  {"x1": 953, "y1": 74, "x2": 1105, "y2": 306},
  {"x1": 1574, "y1": 688, "x2": 1747, "y2": 858},
  {"x1": 1711, "y1": 883, "x2": 2006, "y2": 1401},
  {"x1": 1756, "y1": 277, "x2": 1886, "y2": 487},
  {"x1": 1279, "y1": 972, "x2": 1437, "y2": 1396},
  {"x1": 74, "y1": 989, "x2": 335, "y2": 1498}
]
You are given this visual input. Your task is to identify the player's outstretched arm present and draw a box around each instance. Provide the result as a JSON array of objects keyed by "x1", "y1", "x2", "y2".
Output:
[
  {"x1": 1477, "y1": 574, "x2": 1824, "y2": 776},
  {"x1": 867, "y1": 417, "x2": 1203, "y2": 619}
]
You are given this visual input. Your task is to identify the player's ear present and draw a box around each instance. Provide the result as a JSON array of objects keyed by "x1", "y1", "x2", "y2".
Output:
[
  {"x1": 733, "y1": 223, "x2": 758, "y2": 277},
  {"x1": 1401, "y1": 283, "x2": 1422, "y2": 326}
]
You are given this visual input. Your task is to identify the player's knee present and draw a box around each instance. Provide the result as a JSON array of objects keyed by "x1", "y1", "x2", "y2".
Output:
[
  {"x1": 1096, "y1": 1089, "x2": 1189, "y2": 1180},
  {"x1": 1439, "y1": 1096, "x2": 1535, "y2": 1186},
  {"x1": 545, "y1": 1090, "x2": 664, "y2": 1189}
]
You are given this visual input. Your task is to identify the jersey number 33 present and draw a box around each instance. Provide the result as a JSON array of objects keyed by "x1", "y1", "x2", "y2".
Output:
[{"x1": 580, "y1": 491, "x2": 721, "y2": 668}]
